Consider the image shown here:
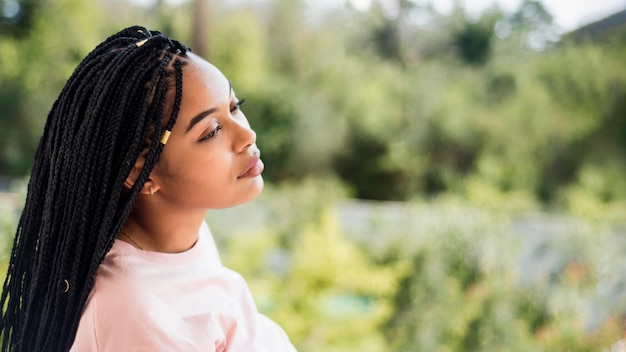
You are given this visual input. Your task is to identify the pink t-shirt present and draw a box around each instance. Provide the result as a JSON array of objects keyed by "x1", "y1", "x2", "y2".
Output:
[{"x1": 71, "y1": 223, "x2": 296, "y2": 351}]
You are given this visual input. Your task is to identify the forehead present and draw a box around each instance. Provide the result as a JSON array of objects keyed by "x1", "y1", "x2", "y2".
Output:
[{"x1": 181, "y1": 54, "x2": 231, "y2": 106}]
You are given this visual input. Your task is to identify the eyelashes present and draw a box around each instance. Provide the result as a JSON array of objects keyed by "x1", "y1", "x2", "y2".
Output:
[
  {"x1": 199, "y1": 125, "x2": 222, "y2": 143},
  {"x1": 199, "y1": 98, "x2": 246, "y2": 143},
  {"x1": 231, "y1": 98, "x2": 245, "y2": 113}
]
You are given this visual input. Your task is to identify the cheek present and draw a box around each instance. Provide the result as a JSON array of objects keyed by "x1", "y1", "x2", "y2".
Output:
[
  {"x1": 157, "y1": 148, "x2": 229, "y2": 188},
  {"x1": 151, "y1": 147, "x2": 196, "y2": 190},
  {"x1": 152, "y1": 153, "x2": 178, "y2": 182}
]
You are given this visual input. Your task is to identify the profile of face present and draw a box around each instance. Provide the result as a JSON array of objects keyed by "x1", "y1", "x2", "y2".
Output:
[{"x1": 148, "y1": 53, "x2": 264, "y2": 210}]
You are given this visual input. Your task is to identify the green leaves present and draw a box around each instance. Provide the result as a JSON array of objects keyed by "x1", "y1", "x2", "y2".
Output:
[{"x1": 208, "y1": 188, "x2": 625, "y2": 351}]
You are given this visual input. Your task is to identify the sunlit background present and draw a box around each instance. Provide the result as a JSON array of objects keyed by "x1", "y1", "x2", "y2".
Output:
[{"x1": 1, "y1": 0, "x2": 625, "y2": 350}]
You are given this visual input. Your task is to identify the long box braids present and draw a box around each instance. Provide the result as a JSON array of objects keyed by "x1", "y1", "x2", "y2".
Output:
[{"x1": 0, "y1": 26, "x2": 189, "y2": 352}]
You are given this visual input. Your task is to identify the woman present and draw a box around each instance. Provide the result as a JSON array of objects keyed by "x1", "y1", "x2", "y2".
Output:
[{"x1": 0, "y1": 26, "x2": 296, "y2": 351}]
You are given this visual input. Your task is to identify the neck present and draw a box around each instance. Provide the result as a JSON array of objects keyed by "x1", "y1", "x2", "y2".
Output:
[{"x1": 120, "y1": 194, "x2": 207, "y2": 253}]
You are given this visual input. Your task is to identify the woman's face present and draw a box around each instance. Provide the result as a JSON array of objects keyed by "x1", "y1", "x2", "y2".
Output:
[{"x1": 150, "y1": 53, "x2": 264, "y2": 210}]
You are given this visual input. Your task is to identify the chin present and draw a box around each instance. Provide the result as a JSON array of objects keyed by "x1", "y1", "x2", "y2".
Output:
[
  {"x1": 220, "y1": 177, "x2": 264, "y2": 210},
  {"x1": 243, "y1": 177, "x2": 264, "y2": 203},
  {"x1": 248, "y1": 177, "x2": 264, "y2": 199}
]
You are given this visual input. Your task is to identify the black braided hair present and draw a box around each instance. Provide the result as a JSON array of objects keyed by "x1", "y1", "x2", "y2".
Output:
[{"x1": 0, "y1": 26, "x2": 189, "y2": 351}]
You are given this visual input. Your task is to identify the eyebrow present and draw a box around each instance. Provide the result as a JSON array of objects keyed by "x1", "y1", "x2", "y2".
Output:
[
  {"x1": 186, "y1": 108, "x2": 219, "y2": 133},
  {"x1": 186, "y1": 82, "x2": 234, "y2": 133}
]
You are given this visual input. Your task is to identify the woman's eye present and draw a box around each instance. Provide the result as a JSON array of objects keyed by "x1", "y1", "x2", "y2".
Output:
[
  {"x1": 199, "y1": 126, "x2": 222, "y2": 142},
  {"x1": 230, "y1": 98, "x2": 246, "y2": 113}
]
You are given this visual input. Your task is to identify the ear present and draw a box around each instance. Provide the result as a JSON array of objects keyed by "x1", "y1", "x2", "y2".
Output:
[{"x1": 124, "y1": 158, "x2": 161, "y2": 195}]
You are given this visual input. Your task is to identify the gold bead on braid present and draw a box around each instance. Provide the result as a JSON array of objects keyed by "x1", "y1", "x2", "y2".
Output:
[{"x1": 160, "y1": 130, "x2": 171, "y2": 145}]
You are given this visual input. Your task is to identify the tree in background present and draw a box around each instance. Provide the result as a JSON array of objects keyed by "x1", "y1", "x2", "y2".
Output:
[
  {"x1": 0, "y1": 0, "x2": 108, "y2": 176},
  {"x1": 0, "y1": 0, "x2": 624, "y2": 216},
  {"x1": 454, "y1": 21, "x2": 493, "y2": 65},
  {"x1": 192, "y1": 0, "x2": 210, "y2": 58},
  {"x1": 0, "y1": 0, "x2": 38, "y2": 38},
  {"x1": 1, "y1": 1, "x2": 625, "y2": 350}
]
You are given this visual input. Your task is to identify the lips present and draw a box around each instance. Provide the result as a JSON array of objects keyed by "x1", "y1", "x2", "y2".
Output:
[{"x1": 238, "y1": 152, "x2": 264, "y2": 178}]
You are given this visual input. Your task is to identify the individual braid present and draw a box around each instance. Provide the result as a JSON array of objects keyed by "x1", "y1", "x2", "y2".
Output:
[{"x1": 0, "y1": 26, "x2": 189, "y2": 351}]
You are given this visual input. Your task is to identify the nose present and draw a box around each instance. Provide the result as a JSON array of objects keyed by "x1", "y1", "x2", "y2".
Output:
[{"x1": 233, "y1": 116, "x2": 256, "y2": 153}]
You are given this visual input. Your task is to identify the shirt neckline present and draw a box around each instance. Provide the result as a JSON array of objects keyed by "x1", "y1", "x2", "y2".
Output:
[{"x1": 112, "y1": 231, "x2": 204, "y2": 266}]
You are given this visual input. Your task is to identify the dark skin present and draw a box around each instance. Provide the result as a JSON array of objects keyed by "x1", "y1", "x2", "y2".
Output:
[{"x1": 120, "y1": 53, "x2": 264, "y2": 253}]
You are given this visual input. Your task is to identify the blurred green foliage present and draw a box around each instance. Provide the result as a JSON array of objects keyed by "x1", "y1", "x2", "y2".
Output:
[
  {"x1": 1, "y1": 179, "x2": 625, "y2": 350},
  {"x1": 1, "y1": 0, "x2": 625, "y2": 220},
  {"x1": 1, "y1": 0, "x2": 625, "y2": 350},
  {"x1": 206, "y1": 182, "x2": 625, "y2": 351}
]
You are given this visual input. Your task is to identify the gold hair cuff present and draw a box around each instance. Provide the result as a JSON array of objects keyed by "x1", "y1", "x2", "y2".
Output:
[
  {"x1": 160, "y1": 130, "x2": 171, "y2": 145},
  {"x1": 136, "y1": 39, "x2": 148, "y2": 47}
]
